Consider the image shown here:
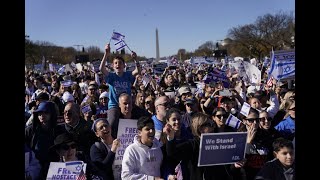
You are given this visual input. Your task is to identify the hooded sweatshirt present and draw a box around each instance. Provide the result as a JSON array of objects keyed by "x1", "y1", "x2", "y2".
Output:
[{"x1": 121, "y1": 135, "x2": 163, "y2": 180}]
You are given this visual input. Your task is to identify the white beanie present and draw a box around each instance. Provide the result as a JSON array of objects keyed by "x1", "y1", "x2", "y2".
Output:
[
  {"x1": 99, "y1": 92, "x2": 109, "y2": 99},
  {"x1": 62, "y1": 92, "x2": 74, "y2": 103}
]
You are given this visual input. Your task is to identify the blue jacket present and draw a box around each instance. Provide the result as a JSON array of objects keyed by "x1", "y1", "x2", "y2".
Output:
[{"x1": 275, "y1": 116, "x2": 295, "y2": 141}]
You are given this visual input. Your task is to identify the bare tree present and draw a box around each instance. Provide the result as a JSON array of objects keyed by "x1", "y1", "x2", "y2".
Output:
[{"x1": 227, "y1": 11, "x2": 294, "y2": 59}]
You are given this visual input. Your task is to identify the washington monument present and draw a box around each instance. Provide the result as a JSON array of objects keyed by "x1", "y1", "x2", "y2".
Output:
[{"x1": 156, "y1": 28, "x2": 160, "y2": 62}]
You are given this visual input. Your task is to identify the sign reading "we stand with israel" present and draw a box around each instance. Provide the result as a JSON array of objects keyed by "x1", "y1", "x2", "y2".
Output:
[{"x1": 198, "y1": 132, "x2": 247, "y2": 166}]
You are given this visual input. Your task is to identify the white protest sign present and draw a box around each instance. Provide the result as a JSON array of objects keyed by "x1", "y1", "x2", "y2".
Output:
[
  {"x1": 65, "y1": 64, "x2": 73, "y2": 73},
  {"x1": 240, "y1": 102, "x2": 251, "y2": 117},
  {"x1": 242, "y1": 61, "x2": 261, "y2": 85},
  {"x1": 92, "y1": 60, "x2": 101, "y2": 72},
  {"x1": 46, "y1": 161, "x2": 87, "y2": 180},
  {"x1": 142, "y1": 74, "x2": 152, "y2": 87},
  {"x1": 49, "y1": 64, "x2": 54, "y2": 72},
  {"x1": 113, "y1": 119, "x2": 138, "y2": 180},
  {"x1": 76, "y1": 63, "x2": 83, "y2": 72}
]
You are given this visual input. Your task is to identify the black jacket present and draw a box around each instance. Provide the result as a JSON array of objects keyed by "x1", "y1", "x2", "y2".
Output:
[
  {"x1": 167, "y1": 137, "x2": 238, "y2": 180},
  {"x1": 90, "y1": 141, "x2": 116, "y2": 180},
  {"x1": 58, "y1": 118, "x2": 98, "y2": 157},
  {"x1": 255, "y1": 158, "x2": 295, "y2": 180}
]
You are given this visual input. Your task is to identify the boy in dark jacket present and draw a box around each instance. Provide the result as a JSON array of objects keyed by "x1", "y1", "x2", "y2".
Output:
[{"x1": 255, "y1": 137, "x2": 295, "y2": 180}]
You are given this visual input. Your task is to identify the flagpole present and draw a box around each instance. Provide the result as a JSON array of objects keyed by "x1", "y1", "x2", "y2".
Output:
[
  {"x1": 109, "y1": 29, "x2": 115, "y2": 44},
  {"x1": 123, "y1": 40, "x2": 133, "y2": 53}
]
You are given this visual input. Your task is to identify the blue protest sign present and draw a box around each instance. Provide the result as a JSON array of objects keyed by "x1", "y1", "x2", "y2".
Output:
[{"x1": 198, "y1": 132, "x2": 247, "y2": 166}]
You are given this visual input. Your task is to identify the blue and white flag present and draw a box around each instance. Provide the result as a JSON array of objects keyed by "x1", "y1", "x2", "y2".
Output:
[
  {"x1": 111, "y1": 32, "x2": 125, "y2": 41},
  {"x1": 61, "y1": 80, "x2": 74, "y2": 87},
  {"x1": 81, "y1": 104, "x2": 92, "y2": 114},
  {"x1": 268, "y1": 49, "x2": 295, "y2": 80},
  {"x1": 65, "y1": 161, "x2": 84, "y2": 174},
  {"x1": 203, "y1": 68, "x2": 230, "y2": 88},
  {"x1": 57, "y1": 65, "x2": 65, "y2": 75},
  {"x1": 114, "y1": 39, "x2": 127, "y2": 51},
  {"x1": 225, "y1": 114, "x2": 242, "y2": 129}
]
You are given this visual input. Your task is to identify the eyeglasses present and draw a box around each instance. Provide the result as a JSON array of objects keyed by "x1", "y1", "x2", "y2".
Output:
[
  {"x1": 157, "y1": 102, "x2": 170, "y2": 108},
  {"x1": 60, "y1": 143, "x2": 77, "y2": 151},
  {"x1": 245, "y1": 118, "x2": 260, "y2": 123},
  {"x1": 259, "y1": 117, "x2": 273, "y2": 122},
  {"x1": 215, "y1": 114, "x2": 228, "y2": 119}
]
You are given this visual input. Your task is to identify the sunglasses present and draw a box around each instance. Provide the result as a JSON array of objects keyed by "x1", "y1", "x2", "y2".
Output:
[
  {"x1": 245, "y1": 118, "x2": 260, "y2": 123},
  {"x1": 60, "y1": 143, "x2": 77, "y2": 151},
  {"x1": 186, "y1": 103, "x2": 194, "y2": 107},
  {"x1": 215, "y1": 114, "x2": 229, "y2": 119},
  {"x1": 201, "y1": 122, "x2": 215, "y2": 128},
  {"x1": 259, "y1": 117, "x2": 273, "y2": 122}
]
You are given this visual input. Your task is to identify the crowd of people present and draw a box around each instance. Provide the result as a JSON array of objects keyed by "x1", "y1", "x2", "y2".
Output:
[{"x1": 25, "y1": 42, "x2": 295, "y2": 180}]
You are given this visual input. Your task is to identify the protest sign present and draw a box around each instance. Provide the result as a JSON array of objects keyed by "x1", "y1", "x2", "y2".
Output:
[
  {"x1": 113, "y1": 119, "x2": 138, "y2": 180},
  {"x1": 240, "y1": 102, "x2": 251, "y2": 117},
  {"x1": 198, "y1": 132, "x2": 247, "y2": 166},
  {"x1": 46, "y1": 161, "x2": 87, "y2": 180}
]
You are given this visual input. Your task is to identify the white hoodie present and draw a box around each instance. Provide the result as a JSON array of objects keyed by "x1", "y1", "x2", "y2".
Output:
[{"x1": 121, "y1": 135, "x2": 163, "y2": 180}]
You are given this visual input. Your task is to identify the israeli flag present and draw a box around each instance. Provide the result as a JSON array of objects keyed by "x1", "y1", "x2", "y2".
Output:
[
  {"x1": 268, "y1": 49, "x2": 295, "y2": 80},
  {"x1": 65, "y1": 161, "x2": 84, "y2": 174},
  {"x1": 81, "y1": 104, "x2": 92, "y2": 114},
  {"x1": 111, "y1": 32, "x2": 125, "y2": 41},
  {"x1": 57, "y1": 65, "x2": 65, "y2": 75},
  {"x1": 114, "y1": 39, "x2": 127, "y2": 51},
  {"x1": 225, "y1": 114, "x2": 242, "y2": 129}
]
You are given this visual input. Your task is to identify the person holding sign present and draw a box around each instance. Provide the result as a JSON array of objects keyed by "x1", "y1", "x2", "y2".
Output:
[
  {"x1": 49, "y1": 133, "x2": 96, "y2": 179},
  {"x1": 164, "y1": 112, "x2": 240, "y2": 180},
  {"x1": 90, "y1": 118, "x2": 120, "y2": 180},
  {"x1": 121, "y1": 116, "x2": 165, "y2": 180},
  {"x1": 25, "y1": 101, "x2": 62, "y2": 179}
]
